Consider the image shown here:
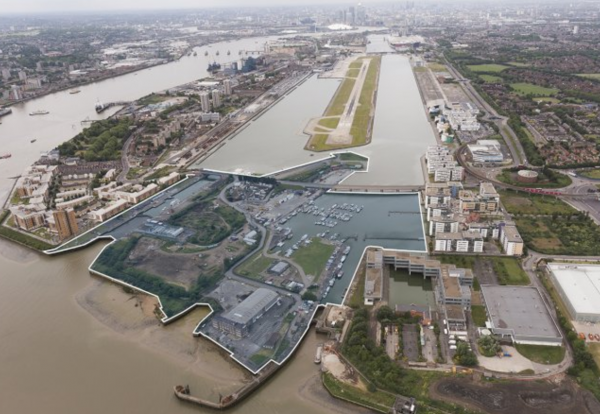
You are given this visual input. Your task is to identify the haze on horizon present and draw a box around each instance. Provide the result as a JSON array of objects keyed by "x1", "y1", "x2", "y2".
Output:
[
  {"x1": 3, "y1": 0, "x2": 382, "y2": 14},
  {"x1": 1, "y1": 0, "x2": 506, "y2": 14}
]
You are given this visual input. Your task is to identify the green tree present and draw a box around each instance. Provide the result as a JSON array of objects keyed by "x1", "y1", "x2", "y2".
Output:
[{"x1": 454, "y1": 342, "x2": 478, "y2": 366}]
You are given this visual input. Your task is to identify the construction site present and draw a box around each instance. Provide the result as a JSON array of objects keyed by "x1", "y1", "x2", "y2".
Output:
[{"x1": 431, "y1": 376, "x2": 600, "y2": 414}]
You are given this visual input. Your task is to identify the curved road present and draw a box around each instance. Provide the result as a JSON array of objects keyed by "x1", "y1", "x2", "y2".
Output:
[
  {"x1": 217, "y1": 180, "x2": 304, "y2": 303},
  {"x1": 443, "y1": 59, "x2": 528, "y2": 166}
]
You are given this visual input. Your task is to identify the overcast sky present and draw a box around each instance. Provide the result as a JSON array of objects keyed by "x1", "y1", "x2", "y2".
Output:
[{"x1": 2, "y1": 0, "x2": 398, "y2": 14}]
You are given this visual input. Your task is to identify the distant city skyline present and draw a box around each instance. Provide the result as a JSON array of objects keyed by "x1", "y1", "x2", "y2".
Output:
[{"x1": 1, "y1": 0, "x2": 389, "y2": 14}]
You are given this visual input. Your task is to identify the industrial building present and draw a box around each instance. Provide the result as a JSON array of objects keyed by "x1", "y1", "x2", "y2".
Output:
[
  {"x1": 268, "y1": 261, "x2": 289, "y2": 276},
  {"x1": 467, "y1": 140, "x2": 504, "y2": 164},
  {"x1": 548, "y1": 264, "x2": 600, "y2": 323},
  {"x1": 212, "y1": 288, "x2": 280, "y2": 338},
  {"x1": 480, "y1": 285, "x2": 562, "y2": 346}
]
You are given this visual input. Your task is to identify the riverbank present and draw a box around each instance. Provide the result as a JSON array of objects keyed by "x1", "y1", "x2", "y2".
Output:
[
  {"x1": 75, "y1": 277, "x2": 251, "y2": 390},
  {"x1": 1, "y1": 60, "x2": 172, "y2": 109}
]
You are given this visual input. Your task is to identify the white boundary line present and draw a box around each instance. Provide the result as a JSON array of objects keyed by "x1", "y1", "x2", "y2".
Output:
[{"x1": 41, "y1": 172, "x2": 426, "y2": 375}]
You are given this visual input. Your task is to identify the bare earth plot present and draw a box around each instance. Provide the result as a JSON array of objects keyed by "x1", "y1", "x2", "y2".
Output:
[{"x1": 431, "y1": 377, "x2": 600, "y2": 414}]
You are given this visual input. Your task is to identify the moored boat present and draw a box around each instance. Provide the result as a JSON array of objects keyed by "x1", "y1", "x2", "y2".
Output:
[
  {"x1": 29, "y1": 110, "x2": 49, "y2": 116},
  {"x1": 314, "y1": 344, "x2": 323, "y2": 364}
]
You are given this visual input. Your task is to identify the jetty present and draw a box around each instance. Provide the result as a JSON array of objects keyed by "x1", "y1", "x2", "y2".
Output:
[
  {"x1": 95, "y1": 101, "x2": 131, "y2": 113},
  {"x1": 174, "y1": 362, "x2": 281, "y2": 410}
]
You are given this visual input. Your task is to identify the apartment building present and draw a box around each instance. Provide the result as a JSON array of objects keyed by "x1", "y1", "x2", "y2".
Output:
[{"x1": 500, "y1": 225, "x2": 524, "y2": 256}]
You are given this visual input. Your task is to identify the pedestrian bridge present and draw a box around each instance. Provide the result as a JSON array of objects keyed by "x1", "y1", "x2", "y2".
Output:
[{"x1": 329, "y1": 184, "x2": 424, "y2": 193}]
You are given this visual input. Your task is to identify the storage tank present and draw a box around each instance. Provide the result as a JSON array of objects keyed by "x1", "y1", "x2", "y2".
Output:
[{"x1": 517, "y1": 169, "x2": 539, "y2": 183}]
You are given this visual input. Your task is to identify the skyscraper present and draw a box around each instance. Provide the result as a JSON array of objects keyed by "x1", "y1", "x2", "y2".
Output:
[
  {"x1": 212, "y1": 89, "x2": 222, "y2": 108},
  {"x1": 348, "y1": 6, "x2": 356, "y2": 25},
  {"x1": 200, "y1": 91, "x2": 211, "y2": 112},
  {"x1": 223, "y1": 79, "x2": 232, "y2": 96},
  {"x1": 356, "y1": 3, "x2": 366, "y2": 25}
]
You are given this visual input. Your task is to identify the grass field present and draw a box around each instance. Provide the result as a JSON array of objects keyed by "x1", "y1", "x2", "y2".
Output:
[
  {"x1": 318, "y1": 118, "x2": 340, "y2": 129},
  {"x1": 349, "y1": 61, "x2": 363, "y2": 69},
  {"x1": 322, "y1": 373, "x2": 395, "y2": 413},
  {"x1": 577, "y1": 73, "x2": 600, "y2": 80},
  {"x1": 480, "y1": 74, "x2": 502, "y2": 83},
  {"x1": 339, "y1": 152, "x2": 368, "y2": 162},
  {"x1": 532, "y1": 96, "x2": 560, "y2": 104},
  {"x1": 349, "y1": 56, "x2": 380, "y2": 146},
  {"x1": 437, "y1": 255, "x2": 529, "y2": 285},
  {"x1": 292, "y1": 239, "x2": 335, "y2": 278},
  {"x1": 515, "y1": 344, "x2": 566, "y2": 365},
  {"x1": 510, "y1": 82, "x2": 558, "y2": 96},
  {"x1": 236, "y1": 251, "x2": 274, "y2": 279},
  {"x1": 514, "y1": 216, "x2": 600, "y2": 255},
  {"x1": 327, "y1": 78, "x2": 356, "y2": 117},
  {"x1": 588, "y1": 343, "x2": 600, "y2": 369},
  {"x1": 428, "y1": 62, "x2": 447, "y2": 72},
  {"x1": 479, "y1": 257, "x2": 530, "y2": 285},
  {"x1": 467, "y1": 64, "x2": 509, "y2": 73},
  {"x1": 499, "y1": 189, "x2": 577, "y2": 215},
  {"x1": 346, "y1": 68, "x2": 360, "y2": 78},
  {"x1": 471, "y1": 305, "x2": 487, "y2": 327},
  {"x1": 508, "y1": 61, "x2": 530, "y2": 67},
  {"x1": 515, "y1": 218, "x2": 563, "y2": 252},
  {"x1": 494, "y1": 257, "x2": 529, "y2": 285},
  {"x1": 580, "y1": 169, "x2": 600, "y2": 179}
]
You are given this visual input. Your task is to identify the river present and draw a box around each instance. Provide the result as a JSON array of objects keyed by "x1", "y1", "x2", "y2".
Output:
[
  {"x1": 0, "y1": 28, "x2": 381, "y2": 205},
  {"x1": 0, "y1": 29, "x2": 429, "y2": 413},
  {"x1": 0, "y1": 238, "x2": 362, "y2": 414},
  {"x1": 0, "y1": 36, "x2": 277, "y2": 204}
]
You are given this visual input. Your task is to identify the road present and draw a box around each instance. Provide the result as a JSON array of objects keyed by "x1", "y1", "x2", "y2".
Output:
[
  {"x1": 521, "y1": 251, "x2": 575, "y2": 372},
  {"x1": 217, "y1": 179, "x2": 304, "y2": 305},
  {"x1": 443, "y1": 59, "x2": 527, "y2": 166},
  {"x1": 117, "y1": 127, "x2": 143, "y2": 183},
  {"x1": 561, "y1": 175, "x2": 600, "y2": 224}
]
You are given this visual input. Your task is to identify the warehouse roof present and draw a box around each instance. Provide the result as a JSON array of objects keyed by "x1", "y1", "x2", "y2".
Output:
[
  {"x1": 548, "y1": 264, "x2": 600, "y2": 316},
  {"x1": 222, "y1": 288, "x2": 279, "y2": 326},
  {"x1": 481, "y1": 285, "x2": 561, "y2": 341}
]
